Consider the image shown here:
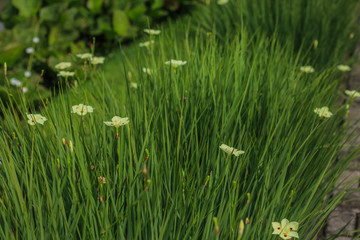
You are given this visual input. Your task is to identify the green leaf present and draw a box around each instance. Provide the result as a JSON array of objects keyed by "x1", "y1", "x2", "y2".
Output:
[
  {"x1": 151, "y1": 0, "x2": 164, "y2": 10},
  {"x1": 112, "y1": 9, "x2": 129, "y2": 36},
  {"x1": 12, "y1": 0, "x2": 41, "y2": 18},
  {"x1": 87, "y1": 0, "x2": 104, "y2": 15},
  {"x1": 40, "y1": 3, "x2": 66, "y2": 22},
  {"x1": 0, "y1": 43, "x2": 25, "y2": 67},
  {"x1": 48, "y1": 26, "x2": 60, "y2": 46},
  {"x1": 127, "y1": 5, "x2": 147, "y2": 21}
]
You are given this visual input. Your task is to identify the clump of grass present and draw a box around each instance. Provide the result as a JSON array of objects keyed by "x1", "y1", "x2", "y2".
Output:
[
  {"x1": 0, "y1": 1, "x2": 359, "y2": 238},
  {"x1": 0, "y1": 19, "x2": 358, "y2": 239}
]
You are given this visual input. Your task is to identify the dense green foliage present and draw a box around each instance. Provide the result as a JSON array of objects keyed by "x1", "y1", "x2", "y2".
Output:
[
  {"x1": 0, "y1": 0, "x2": 195, "y2": 103},
  {"x1": 0, "y1": 0, "x2": 359, "y2": 239}
]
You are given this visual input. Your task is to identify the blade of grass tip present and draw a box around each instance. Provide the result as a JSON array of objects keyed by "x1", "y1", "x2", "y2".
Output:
[{"x1": 122, "y1": 62, "x2": 134, "y2": 122}]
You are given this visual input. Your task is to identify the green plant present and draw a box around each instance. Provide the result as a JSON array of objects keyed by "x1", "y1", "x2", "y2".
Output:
[
  {"x1": 0, "y1": 0, "x2": 197, "y2": 88},
  {"x1": 0, "y1": 18, "x2": 359, "y2": 238}
]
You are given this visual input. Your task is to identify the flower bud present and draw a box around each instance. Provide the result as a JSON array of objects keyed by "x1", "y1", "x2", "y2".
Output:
[
  {"x1": 213, "y1": 217, "x2": 219, "y2": 236},
  {"x1": 238, "y1": 220, "x2": 245, "y2": 239},
  {"x1": 246, "y1": 193, "x2": 251, "y2": 204},
  {"x1": 69, "y1": 141, "x2": 73, "y2": 153},
  {"x1": 313, "y1": 40, "x2": 318, "y2": 49},
  {"x1": 142, "y1": 164, "x2": 148, "y2": 179}
]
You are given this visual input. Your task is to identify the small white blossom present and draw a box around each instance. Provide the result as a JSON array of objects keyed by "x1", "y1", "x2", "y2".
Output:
[
  {"x1": 57, "y1": 71, "x2": 75, "y2": 77},
  {"x1": 220, "y1": 144, "x2": 244, "y2": 157},
  {"x1": 24, "y1": 71, "x2": 31, "y2": 78},
  {"x1": 300, "y1": 66, "x2": 315, "y2": 73},
  {"x1": 22, "y1": 87, "x2": 28, "y2": 93},
  {"x1": 104, "y1": 116, "x2": 129, "y2": 128},
  {"x1": 76, "y1": 53, "x2": 93, "y2": 59},
  {"x1": 139, "y1": 40, "x2": 154, "y2": 47},
  {"x1": 32, "y1": 37, "x2": 40, "y2": 43},
  {"x1": 26, "y1": 47, "x2": 34, "y2": 54},
  {"x1": 345, "y1": 90, "x2": 360, "y2": 98},
  {"x1": 130, "y1": 82, "x2": 138, "y2": 89},
  {"x1": 27, "y1": 114, "x2": 47, "y2": 125},
  {"x1": 144, "y1": 29, "x2": 161, "y2": 35},
  {"x1": 71, "y1": 104, "x2": 94, "y2": 116},
  {"x1": 272, "y1": 219, "x2": 299, "y2": 239},
  {"x1": 55, "y1": 62, "x2": 72, "y2": 70},
  {"x1": 314, "y1": 106, "x2": 333, "y2": 118},
  {"x1": 91, "y1": 57, "x2": 105, "y2": 65},
  {"x1": 337, "y1": 64, "x2": 351, "y2": 72},
  {"x1": 10, "y1": 78, "x2": 22, "y2": 87},
  {"x1": 165, "y1": 59, "x2": 187, "y2": 68}
]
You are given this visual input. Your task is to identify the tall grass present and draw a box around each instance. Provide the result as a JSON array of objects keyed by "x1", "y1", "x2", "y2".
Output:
[
  {"x1": 192, "y1": 0, "x2": 359, "y2": 67},
  {"x1": 1, "y1": 19, "x2": 358, "y2": 238}
]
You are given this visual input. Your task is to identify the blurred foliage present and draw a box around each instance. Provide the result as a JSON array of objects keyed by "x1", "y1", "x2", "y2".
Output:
[
  {"x1": 0, "y1": 0, "x2": 195, "y2": 71},
  {"x1": 0, "y1": 0, "x2": 196, "y2": 107}
]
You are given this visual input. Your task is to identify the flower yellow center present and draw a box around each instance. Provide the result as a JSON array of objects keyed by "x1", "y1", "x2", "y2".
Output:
[
  {"x1": 290, "y1": 228, "x2": 293, "y2": 231},
  {"x1": 277, "y1": 227, "x2": 280, "y2": 230},
  {"x1": 284, "y1": 234, "x2": 287, "y2": 237}
]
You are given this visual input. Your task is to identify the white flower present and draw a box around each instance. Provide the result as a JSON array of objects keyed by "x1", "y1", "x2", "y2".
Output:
[
  {"x1": 32, "y1": 37, "x2": 40, "y2": 43},
  {"x1": 27, "y1": 114, "x2": 47, "y2": 125},
  {"x1": 142, "y1": 68, "x2": 152, "y2": 75},
  {"x1": 24, "y1": 71, "x2": 31, "y2": 78},
  {"x1": 165, "y1": 59, "x2": 187, "y2": 68},
  {"x1": 337, "y1": 64, "x2": 351, "y2": 72},
  {"x1": 55, "y1": 62, "x2": 72, "y2": 70},
  {"x1": 26, "y1": 47, "x2": 34, "y2": 54},
  {"x1": 144, "y1": 29, "x2": 161, "y2": 35},
  {"x1": 91, "y1": 57, "x2": 105, "y2": 65},
  {"x1": 314, "y1": 106, "x2": 333, "y2": 118},
  {"x1": 10, "y1": 78, "x2": 22, "y2": 87},
  {"x1": 219, "y1": 144, "x2": 244, "y2": 157},
  {"x1": 57, "y1": 71, "x2": 75, "y2": 77},
  {"x1": 272, "y1": 219, "x2": 299, "y2": 239},
  {"x1": 345, "y1": 90, "x2": 360, "y2": 98},
  {"x1": 139, "y1": 40, "x2": 154, "y2": 47},
  {"x1": 217, "y1": 0, "x2": 229, "y2": 5},
  {"x1": 71, "y1": 104, "x2": 94, "y2": 116},
  {"x1": 130, "y1": 82, "x2": 138, "y2": 89},
  {"x1": 76, "y1": 53, "x2": 93, "y2": 59},
  {"x1": 104, "y1": 116, "x2": 129, "y2": 128},
  {"x1": 300, "y1": 66, "x2": 315, "y2": 73},
  {"x1": 22, "y1": 87, "x2": 28, "y2": 93}
]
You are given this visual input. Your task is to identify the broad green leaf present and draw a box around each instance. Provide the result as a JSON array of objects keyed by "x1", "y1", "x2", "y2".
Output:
[
  {"x1": 151, "y1": 0, "x2": 163, "y2": 10},
  {"x1": 12, "y1": 0, "x2": 41, "y2": 18},
  {"x1": 0, "y1": 43, "x2": 25, "y2": 67},
  {"x1": 40, "y1": 3, "x2": 65, "y2": 22},
  {"x1": 87, "y1": 0, "x2": 104, "y2": 14},
  {"x1": 127, "y1": 5, "x2": 147, "y2": 21},
  {"x1": 112, "y1": 9, "x2": 129, "y2": 36}
]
